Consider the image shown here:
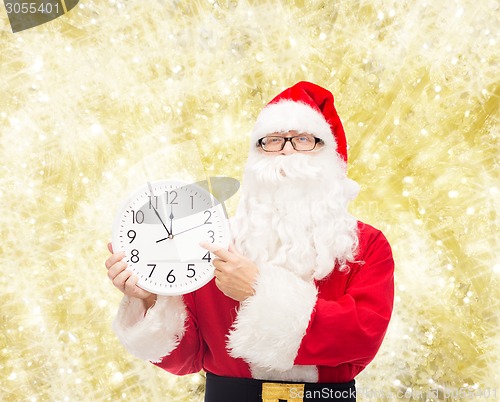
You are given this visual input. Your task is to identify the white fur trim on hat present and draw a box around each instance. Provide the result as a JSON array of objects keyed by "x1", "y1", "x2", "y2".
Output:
[
  {"x1": 227, "y1": 265, "x2": 318, "y2": 372},
  {"x1": 112, "y1": 295, "x2": 187, "y2": 363},
  {"x1": 251, "y1": 100, "x2": 336, "y2": 148}
]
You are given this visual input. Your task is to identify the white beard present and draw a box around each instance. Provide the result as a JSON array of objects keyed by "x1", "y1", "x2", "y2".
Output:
[{"x1": 231, "y1": 150, "x2": 360, "y2": 281}]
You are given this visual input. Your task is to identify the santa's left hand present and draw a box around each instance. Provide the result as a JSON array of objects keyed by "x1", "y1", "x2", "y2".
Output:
[{"x1": 200, "y1": 242, "x2": 258, "y2": 302}]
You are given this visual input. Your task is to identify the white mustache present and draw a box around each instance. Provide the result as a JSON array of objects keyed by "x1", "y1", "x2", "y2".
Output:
[
  {"x1": 245, "y1": 152, "x2": 359, "y2": 201},
  {"x1": 247, "y1": 153, "x2": 323, "y2": 183}
]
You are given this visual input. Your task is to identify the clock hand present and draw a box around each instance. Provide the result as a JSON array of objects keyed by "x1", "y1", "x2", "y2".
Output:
[
  {"x1": 169, "y1": 204, "x2": 174, "y2": 236},
  {"x1": 156, "y1": 222, "x2": 206, "y2": 243},
  {"x1": 147, "y1": 182, "x2": 172, "y2": 238},
  {"x1": 156, "y1": 223, "x2": 209, "y2": 243},
  {"x1": 174, "y1": 222, "x2": 207, "y2": 236},
  {"x1": 155, "y1": 205, "x2": 176, "y2": 243},
  {"x1": 152, "y1": 205, "x2": 173, "y2": 238}
]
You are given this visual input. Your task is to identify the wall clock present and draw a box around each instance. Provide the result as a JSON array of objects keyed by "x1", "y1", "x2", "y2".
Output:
[{"x1": 112, "y1": 179, "x2": 231, "y2": 295}]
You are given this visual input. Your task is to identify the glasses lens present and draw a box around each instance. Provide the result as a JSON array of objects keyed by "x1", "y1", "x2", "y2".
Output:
[
  {"x1": 261, "y1": 136, "x2": 284, "y2": 151},
  {"x1": 260, "y1": 135, "x2": 320, "y2": 151},
  {"x1": 291, "y1": 135, "x2": 316, "y2": 150}
]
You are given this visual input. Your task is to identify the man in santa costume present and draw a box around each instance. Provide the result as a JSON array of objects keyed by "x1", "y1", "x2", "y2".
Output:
[{"x1": 105, "y1": 81, "x2": 394, "y2": 401}]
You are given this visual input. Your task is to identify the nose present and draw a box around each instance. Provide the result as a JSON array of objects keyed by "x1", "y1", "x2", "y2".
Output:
[{"x1": 280, "y1": 140, "x2": 296, "y2": 155}]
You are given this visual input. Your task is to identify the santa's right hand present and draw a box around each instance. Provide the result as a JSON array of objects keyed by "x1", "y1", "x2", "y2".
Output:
[{"x1": 105, "y1": 244, "x2": 155, "y2": 301}]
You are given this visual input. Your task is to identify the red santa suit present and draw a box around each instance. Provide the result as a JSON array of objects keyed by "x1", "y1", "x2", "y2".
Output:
[
  {"x1": 112, "y1": 81, "x2": 394, "y2": 395},
  {"x1": 113, "y1": 221, "x2": 393, "y2": 383}
]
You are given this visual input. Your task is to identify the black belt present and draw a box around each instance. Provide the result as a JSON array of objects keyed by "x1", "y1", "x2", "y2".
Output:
[{"x1": 205, "y1": 372, "x2": 356, "y2": 402}]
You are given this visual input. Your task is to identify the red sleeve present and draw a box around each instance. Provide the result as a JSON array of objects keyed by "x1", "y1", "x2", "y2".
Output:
[
  {"x1": 153, "y1": 294, "x2": 205, "y2": 376},
  {"x1": 294, "y1": 227, "x2": 394, "y2": 368}
]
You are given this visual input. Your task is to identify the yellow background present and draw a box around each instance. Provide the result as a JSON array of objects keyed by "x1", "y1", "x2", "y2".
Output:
[{"x1": 0, "y1": 0, "x2": 498, "y2": 401}]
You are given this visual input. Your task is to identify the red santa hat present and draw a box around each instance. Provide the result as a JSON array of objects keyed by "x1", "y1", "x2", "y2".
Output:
[{"x1": 251, "y1": 81, "x2": 348, "y2": 162}]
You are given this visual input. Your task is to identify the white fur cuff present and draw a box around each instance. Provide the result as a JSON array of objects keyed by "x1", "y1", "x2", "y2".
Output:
[
  {"x1": 112, "y1": 295, "x2": 187, "y2": 363},
  {"x1": 227, "y1": 266, "x2": 318, "y2": 371}
]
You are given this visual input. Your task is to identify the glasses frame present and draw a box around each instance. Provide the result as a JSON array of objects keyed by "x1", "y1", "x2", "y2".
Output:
[{"x1": 257, "y1": 135, "x2": 324, "y2": 152}]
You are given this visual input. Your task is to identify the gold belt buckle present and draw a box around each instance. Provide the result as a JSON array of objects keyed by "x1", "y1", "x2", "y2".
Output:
[{"x1": 262, "y1": 382, "x2": 305, "y2": 402}]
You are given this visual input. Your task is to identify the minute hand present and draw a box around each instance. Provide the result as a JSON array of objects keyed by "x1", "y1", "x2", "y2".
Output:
[
  {"x1": 151, "y1": 204, "x2": 172, "y2": 237},
  {"x1": 147, "y1": 182, "x2": 172, "y2": 237}
]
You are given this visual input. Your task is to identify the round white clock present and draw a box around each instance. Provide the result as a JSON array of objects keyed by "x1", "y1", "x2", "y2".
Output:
[{"x1": 112, "y1": 179, "x2": 231, "y2": 296}]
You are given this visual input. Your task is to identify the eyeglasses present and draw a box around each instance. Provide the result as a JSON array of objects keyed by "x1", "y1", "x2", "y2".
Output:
[{"x1": 257, "y1": 134, "x2": 324, "y2": 152}]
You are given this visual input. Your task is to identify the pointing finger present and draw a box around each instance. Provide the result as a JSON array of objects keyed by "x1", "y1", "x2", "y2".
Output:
[{"x1": 199, "y1": 242, "x2": 233, "y2": 261}]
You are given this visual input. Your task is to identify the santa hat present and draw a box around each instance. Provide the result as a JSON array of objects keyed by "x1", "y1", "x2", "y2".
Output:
[{"x1": 251, "y1": 81, "x2": 348, "y2": 162}]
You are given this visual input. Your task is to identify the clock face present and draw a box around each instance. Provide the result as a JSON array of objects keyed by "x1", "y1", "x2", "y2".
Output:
[{"x1": 112, "y1": 179, "x2": 231, "y2": 296}]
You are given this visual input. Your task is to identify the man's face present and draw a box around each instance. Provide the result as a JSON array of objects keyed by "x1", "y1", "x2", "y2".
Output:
[
  {"x1": 236, "y1": 131, "x2": 359, "y2": 282},
  {"x1": 257, "y1": 130, "x2": 325, "y2": 156}
]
